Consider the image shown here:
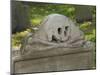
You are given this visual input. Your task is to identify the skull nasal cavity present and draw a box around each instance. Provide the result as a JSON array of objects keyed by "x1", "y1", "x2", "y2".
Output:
[
  {"x1": 58, "y1": 28, "x2": 62, "y2": 34},
  {"x1": 52, "y1": 35, "x2": 57, "y2": 42}
]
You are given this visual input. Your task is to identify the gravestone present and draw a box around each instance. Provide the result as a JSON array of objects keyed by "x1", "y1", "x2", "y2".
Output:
[
  {"x1": 11, "y1": 1, "x2": 30, "y2": 33},
  {"x1": 75, "y1": 5, "x2": 93, "y2": 23},
  {"x1": 12, "y1": 14, "x2": 95, "y2": 74}
]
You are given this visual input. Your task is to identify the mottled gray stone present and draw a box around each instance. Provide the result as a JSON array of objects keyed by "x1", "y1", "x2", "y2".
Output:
[
  {"x1": 20, "y1": 14, "x2": 85, "y2": 56},
  {"x1": 14, "y1": 50, "x2": 94, "y2": 73},
  {"x1": 12, "y1": 14, "x2": 95, "y2": 74}
]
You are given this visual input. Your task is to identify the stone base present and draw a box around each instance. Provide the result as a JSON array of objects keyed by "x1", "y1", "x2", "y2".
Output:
[{"x1": 13, "y1": 49, "x2": 95, "y2": 74}]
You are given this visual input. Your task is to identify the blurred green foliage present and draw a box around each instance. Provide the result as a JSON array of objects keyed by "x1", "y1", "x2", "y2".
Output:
[
  {"x1": 12, "y1": 29, "x2": 31, "y2": 47},
  {"x1": 28, "y1": 3, "x2": 75, "y2": 26},
  {"x1": 80, "y1": 22, "x2": 96, "y2": 42},
  {"x1": 12, "y1": 2, "x2": 96, "y2": 48}
]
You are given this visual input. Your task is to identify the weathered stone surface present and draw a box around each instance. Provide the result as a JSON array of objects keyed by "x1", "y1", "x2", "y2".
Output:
[
  {"x1": 12, "y1": 14, "x2": 95, "y2": 74},
  {"x1": 35, "y1": 14, "x2": 84, "y2": 42},
  {"x1": 14, "y1": 50, "x2": 94, "y2": 73},
  {"x1": 13, "y1": 43, "x2": 93, "y2": 61},
  {"x1": 20, "y1": 14, "x2": 85, "y2": 56}
]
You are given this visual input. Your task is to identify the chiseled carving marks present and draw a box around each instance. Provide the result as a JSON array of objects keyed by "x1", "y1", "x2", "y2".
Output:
[{"x1": 20, "y1": 14, "x2": 94, "y2": 57}]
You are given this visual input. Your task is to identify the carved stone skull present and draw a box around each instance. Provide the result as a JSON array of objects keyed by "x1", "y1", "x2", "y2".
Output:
[
  {"x1": 20, "y1": 14, "x2": 85, "y2": 55},
  {"x1": 35, "y1": 14, "x2": 84, "y2": 43},
  {"x1": 44, "y1": 14, "x2": 70, "y2": 42}
]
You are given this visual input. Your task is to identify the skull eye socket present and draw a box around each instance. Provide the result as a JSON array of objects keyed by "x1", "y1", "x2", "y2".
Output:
[
  {"x1": 65, "y1": 26, "x2": 68, "y2": 31},
  {"x1": 58, "y1": 28, "x2": 62, "y2": 34},
  {"x1": 64, "y1": 26, "x2": 69, "y2": 36}
]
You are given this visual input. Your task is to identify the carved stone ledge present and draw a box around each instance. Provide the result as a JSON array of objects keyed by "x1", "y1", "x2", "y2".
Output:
[{"x1": 12, "y1": 46, "x2": 95, "y2": 74}]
